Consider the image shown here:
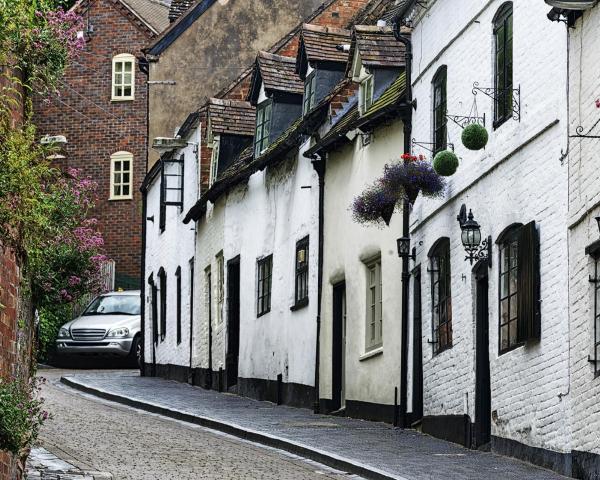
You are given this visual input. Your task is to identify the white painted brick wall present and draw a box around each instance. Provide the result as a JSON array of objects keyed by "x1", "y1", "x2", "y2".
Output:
[
  {"x1": 408, "y1": 0, "x2": 571, "y2": 453},
  {"x1": 144, "y1": 125, "x2": 200, "y2": 368},
  {"x1": 567, "y1": 6, "x2": 600, "y2": 456}
]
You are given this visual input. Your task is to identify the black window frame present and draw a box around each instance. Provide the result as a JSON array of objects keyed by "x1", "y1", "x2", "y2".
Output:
[
  {"x1": 148, "y1": 274, "x2": 158, "y2": 345},
  {"x1": 429, "y1": 238, "x2": 452, "y2": 355},
  {"x1": 498, "y1": 227, "x2": 520, "y2": 354},
  {"x1": 257, "y1": 255, "x2": 273, "y2": 317},
  {"x1": 493, "y1": 2, "x2": 513, "y2": 129},
  {"x1": 497, "y1": 221, "x2": 541, "y2": 355},
  {"x1": 175, "y1": 266, "x2": 182, "y2": 345},
  {"x1": 585, "y1": 240, "x2": 600, "y2": 378},
  {"x1": 254, "y1": 99, "x2": 273, "y2": 158},
  {"x1": 303, "y1": 72, "x2": 317, "y2": 115},
  {"x1": 159, "y1": 165, "x2": 166, "y2": 233},
  {"x1": 292, "y1": 237, "x2": 309, "y2": 310},
  {"x1": 158, "y1": 267, "x2": 167, "y2": 341},
  {"x1": 432, "y1": 66, "x2": 447, "y2": 154}
]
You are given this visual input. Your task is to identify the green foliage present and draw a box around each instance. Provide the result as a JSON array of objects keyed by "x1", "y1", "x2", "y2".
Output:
[
  {"x1": 433, "y1": 150, "x2": 460, "y2": 177},
  {"x1": 38, "y1": 304, "x2": 72, "y2": 360},
  {"x1": 0, "y1": 376, "x2": 49, "y2": 456},
  {"x1": 461, "y1": 123, "x2": 489, "y2": 151}
]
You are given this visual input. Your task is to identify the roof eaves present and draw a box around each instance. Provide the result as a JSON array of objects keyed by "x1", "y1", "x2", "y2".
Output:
[{"x1": 145, "y1": 0, "x2": 217, "y2": 56}]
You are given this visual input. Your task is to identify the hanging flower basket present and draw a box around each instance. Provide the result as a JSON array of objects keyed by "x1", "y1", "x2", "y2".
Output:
[
  {"x1": 433, "y1": 150, "x2": 459, "y2": 176},
  {"x1": 461, "y1": 123, "x2": 488, "y2": 151},
  {"x1": 382, "y1": 160, "x2": 446, "y2": 200},
  {"x1": 351, "y1": 183, "x2": 399, "y2": 226}
]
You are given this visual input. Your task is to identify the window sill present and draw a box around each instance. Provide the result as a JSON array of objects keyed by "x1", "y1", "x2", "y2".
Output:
[
  {"x1": 109, "y1": 196, "x2": 133, "y2": 201},
  {"x1": 290, "y1": 299, "x2": 308, "y2": 311},
  {"x1": 111, "y1": 97, "x2": 134, "y2": 102},
  {"x1": 257, "y1": 310, "x2": 270, "y2": 318},
  {"x1": 359, "y1": 346, "x2": 383, "y2": 362}
]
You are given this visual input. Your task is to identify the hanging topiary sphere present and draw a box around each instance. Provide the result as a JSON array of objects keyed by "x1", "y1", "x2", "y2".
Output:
[
  {"x1": 461, "y1": 123, "x2": 489, "y2": 151},
  {"x1": 433, "y1": 150, "x2": 459, "y2": 177}
]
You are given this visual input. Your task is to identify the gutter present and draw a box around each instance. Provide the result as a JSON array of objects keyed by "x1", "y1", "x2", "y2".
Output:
[{"x1": 393, "y1": 8, "x2": 415, "y2": 430}]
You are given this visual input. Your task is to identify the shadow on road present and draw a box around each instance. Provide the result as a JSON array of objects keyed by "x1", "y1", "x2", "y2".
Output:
[{"x1": 42, "y1": 356, "x2": 138, "y2": 370}]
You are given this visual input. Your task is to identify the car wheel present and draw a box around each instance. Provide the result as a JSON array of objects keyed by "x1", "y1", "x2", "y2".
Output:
[{"x1": 130, "y1": 335, "x2": 142, "y2": 369}]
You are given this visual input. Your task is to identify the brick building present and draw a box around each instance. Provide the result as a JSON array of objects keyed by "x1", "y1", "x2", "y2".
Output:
[{"x1": 33, "y1": 0, "x2": 170, "y2": 289}]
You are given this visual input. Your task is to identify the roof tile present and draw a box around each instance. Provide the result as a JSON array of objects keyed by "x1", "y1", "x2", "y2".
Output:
[
  {"x1": 354, "y1": 25, "x2": 406, "y2": 68},
  {"x1": 208, "y1": 98, "x2": 256, "y2": 137},
  {"x1": 300, "y1": 24, "x2": 352, "y2": 64},
  {"x1": 257, "y1": 52, "x2": 304, "y2": 95}
]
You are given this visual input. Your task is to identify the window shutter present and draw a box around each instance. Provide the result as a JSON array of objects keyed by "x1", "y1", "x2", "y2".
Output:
[{"x1": 517, "y1": 221, "x2": 540, "y2": 342}]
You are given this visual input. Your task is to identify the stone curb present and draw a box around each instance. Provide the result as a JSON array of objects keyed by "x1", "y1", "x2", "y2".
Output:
[
  {"x1": 60, "y1": 376, "x2": 409, "y2": 480},
  {"x1": 26, "y1": 446, "x2": 113, "y2": 480}
]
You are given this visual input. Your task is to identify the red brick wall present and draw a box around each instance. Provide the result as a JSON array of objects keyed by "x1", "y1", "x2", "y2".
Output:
[
  {"x1": 0, "y1": 248, "x2": 20, "y2": 480},
  {"x1": 33, "y1": 0, "x2": 156, "y2": 288}
]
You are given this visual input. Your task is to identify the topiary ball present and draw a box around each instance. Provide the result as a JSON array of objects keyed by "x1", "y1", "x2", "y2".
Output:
[
  {"x1": 433, "y1": 150, "x2": 459, "y2": 177},
  {"x1": 461, "y1": 123, "x2": 489, "y2": 151}
]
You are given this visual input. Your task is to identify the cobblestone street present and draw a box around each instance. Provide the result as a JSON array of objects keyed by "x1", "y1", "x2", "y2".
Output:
[
  {"x1": 52, "y1": 369, "x2": 570, "y2": 480},
  {"x1": 36, "y1": 368, "x2": 363, "y2": 480}
]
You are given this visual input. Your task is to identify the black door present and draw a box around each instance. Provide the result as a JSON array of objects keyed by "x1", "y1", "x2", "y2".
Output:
[
  {"x1": 412, "y1": 267, "x2": 423, "y2": 423},
  {"x1": 474, "y1": 264, "x2": 491, "y2": 448},
  {"x1": 226, "y1": 257, "x2": 241, "y2": 389},
  {"x1": 331, "y1": 282, "x2": 346, "y2": 412}
]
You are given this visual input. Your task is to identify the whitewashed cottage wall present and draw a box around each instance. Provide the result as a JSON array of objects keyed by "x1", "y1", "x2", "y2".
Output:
[
  {"x1": 320, "y1": 120, "x2": 405, "y2": 413},
  {"x1": 223, "y1": 139, "x2": 320, "y2": 403},
  {"x1": 566, "y1": 4, "x2": 600, "y2": 458},
  {"x1": 144, "y1": 125, "x2": 200, "y2": 369},
  {"x1": 407, "y1": 0, "x2": 569, "y2": 455}
]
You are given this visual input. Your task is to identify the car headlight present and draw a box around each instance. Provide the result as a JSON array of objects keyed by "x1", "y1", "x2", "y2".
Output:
[
  {"x1": 57, "y1": 327, "x2": 70, "y2": 339},
  {"x1": 107, "y1": 327, "x2": 130, "y2": 338}
]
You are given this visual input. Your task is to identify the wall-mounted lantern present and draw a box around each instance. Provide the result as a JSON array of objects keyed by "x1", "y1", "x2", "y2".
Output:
[
  {"x1": 397, "y1": 237, "x2": 416, "y2": 261},
  {"x1": 457, "y1": 204, "x2": 491, "y2": 267}
]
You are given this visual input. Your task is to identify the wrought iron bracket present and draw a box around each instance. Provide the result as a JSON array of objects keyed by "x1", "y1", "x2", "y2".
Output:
[
  {"x1": 570, "y1": 116, "x2": 600, "y2": 139},
  {"x1": 446, "y1": 112, "x2": 486, "y2": 129},
  {"x1": 589, "y1": 275, "x2": 599, "y2": 284},
  {"x1": 464, "y1": 235, "x2": 492, "y2": 268},
  {"x1": 472, "y1": 82, "x2": 521, "y2": 123},
  {"x1": 588, "y1": 355, "x2": 599, "y2": 364},
  {"x1": 412, "y1": 138, "x2": 454, "y2": 153}
]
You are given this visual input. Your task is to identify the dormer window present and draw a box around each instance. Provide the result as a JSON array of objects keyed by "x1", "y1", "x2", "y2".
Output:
[
  {"x1": 254, "y1": 100, "x2": 272, "y2": 157},
  {"x1": 359, "y1": 74, "x2": 374, "y2": 115},
  {"x1": 303, "y1": 73, "x2": 317, "y2": 114},
  {"x1": 209, "y1": 136, "x2": 220, "y2": 187}
]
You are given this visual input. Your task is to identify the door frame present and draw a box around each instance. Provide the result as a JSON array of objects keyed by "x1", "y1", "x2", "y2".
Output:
[
  {"x1": 473, "y1": 260, "x2": 491, "y2": 448},
  {"x1": 226, "y1": 255, "x2": 241, "y2": 389},
  {"x1": 331, "y1": 281, "x2": 346, "y2": 412},
  {"x1": 411, "y1": 265, "x2": 423, "y2": 424}
]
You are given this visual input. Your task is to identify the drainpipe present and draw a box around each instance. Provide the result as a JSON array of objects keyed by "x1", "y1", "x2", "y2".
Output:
[
  {"x1": 311, "y1": 154, "x2": 326, "y2": 414},
  {"x1": 140, "y1": 56, "x2": 150, "y2": 377},
  {"x1": 394, "y1": 18, "x2": 413, "y2": 429}
]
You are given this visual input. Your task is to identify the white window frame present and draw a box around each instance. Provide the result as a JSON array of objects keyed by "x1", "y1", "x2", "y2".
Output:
[
  {"x1": 365, "y1": 257, "x2": 382, "y2": 351},
  {"x1": 109, "y1": 151, "x2": 133, "y2": 200},
  {"x1": 112, "y1": 53, "x2": 135, "y2": 101},
  {"x1": 209, "y1": 136, "x2": 220, "y2": 187},
  {"x1": 359, "y1": 74, "x2": 374, "y2": 115}
]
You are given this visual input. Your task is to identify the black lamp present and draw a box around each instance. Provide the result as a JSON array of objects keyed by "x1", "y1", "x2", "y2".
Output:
[
  {"x1": 457, "y1": 204, "x2": 491, "y2": 267},
  {"x1": 397, "y1": 237, "x2": 415, "y2": 260}
]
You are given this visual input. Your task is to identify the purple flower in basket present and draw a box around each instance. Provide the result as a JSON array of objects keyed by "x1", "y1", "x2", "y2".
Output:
[
  {"x1": 381, "y1": 160, "x2": 446, "y2": 203},
  {"x1": 351, "y1": 183, "x2": 399, "y2": 226}
]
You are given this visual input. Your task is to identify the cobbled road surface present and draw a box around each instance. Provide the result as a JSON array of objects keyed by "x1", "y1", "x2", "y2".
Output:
[{"x1": 38, "y1": 368, "x2": 363, "y2": 480}]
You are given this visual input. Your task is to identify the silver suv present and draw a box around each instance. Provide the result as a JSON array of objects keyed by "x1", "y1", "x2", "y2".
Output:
[{"x1": 56, "y1": 291, "x2": 141, "y2": 363}]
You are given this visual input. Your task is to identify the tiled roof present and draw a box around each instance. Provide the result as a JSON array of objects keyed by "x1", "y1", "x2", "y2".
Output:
[
  {"x1": 208, "y1": 98, "x2": 256, "y2": 137},
  {"x1": 305, "y1": 71, "x2": 407, "y2": 157},
  {"x1": 300, "y1": 24, "x2": 351, "y2": 64},
  {"x1": 121, "y1": 0, "x2": 170, "y2": 32},
  {"x1": 257, "y1": 52, "x2": 304, "y2": 95},
  {"x1": 168, "y1": 0, "x2": 194, "y2": 22},
  {"x1": 353, "y1": 25, "x2": 406, "y2": 68}
]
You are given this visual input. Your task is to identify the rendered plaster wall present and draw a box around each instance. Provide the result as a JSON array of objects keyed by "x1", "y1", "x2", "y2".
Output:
[
  {"x1": 222, "y1": 140, "x2": 319, "y2": 388},
  {"x1": 144, "y1": 126, "x2": 200, "y2": 367},
  {"x1": 566, "y1": 6, "x2": 600, "y2": 457},
  {"x1": 320, "y1": 120, "x2": 405, "y2": 407},
  {"x1": 147, "y1": 0, "x2": 325, "y2": 167},
  {"x1": 407, "y1": 0, "x2": 569, "y2": 453}
]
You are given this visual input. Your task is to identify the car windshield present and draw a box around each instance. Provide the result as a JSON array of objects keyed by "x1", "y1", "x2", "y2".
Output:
[{"x1": 83, "y1": 295, "x2": 140, "y2": 316}]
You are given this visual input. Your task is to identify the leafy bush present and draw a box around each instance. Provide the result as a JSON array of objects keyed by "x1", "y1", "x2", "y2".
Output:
[
  {"x1": 461, "y1": 123, "x2": 488, "y2": 151},
  {"x1": 433, "y1": 150, "x2": 460, "y2": 176},
  {"x1": 0, "y1": 376, "x2": 49, "y2": 456}
]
